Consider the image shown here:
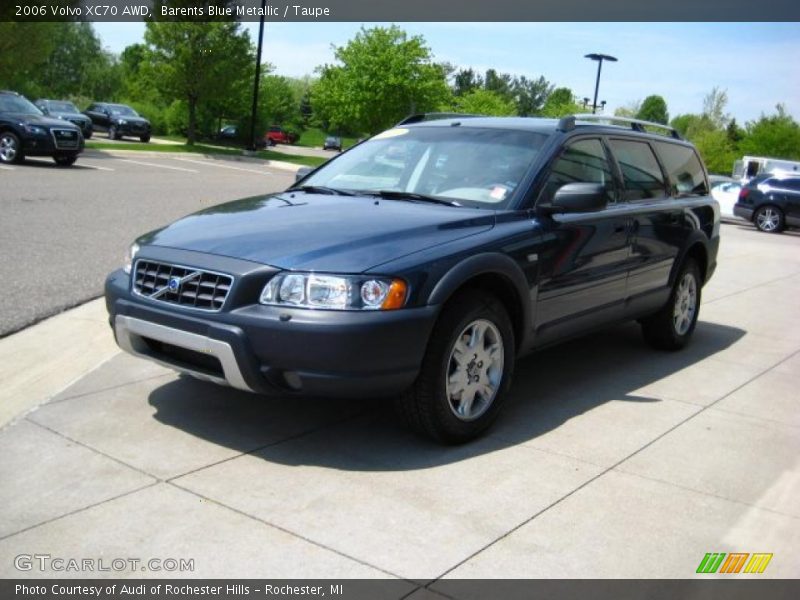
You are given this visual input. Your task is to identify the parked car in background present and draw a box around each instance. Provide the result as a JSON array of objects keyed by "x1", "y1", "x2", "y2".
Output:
[
  {"x1": 216, "y1": 124, "x2": 268, "y2": 149},
  {"x1": 106, "y1": 113, "x2": 719, "y2": 443},
  {"x1": 0, "y1": 90, "x2": 83, "y2": 166},
  {"x1": 734, "y1": 174, "x2": 800, "y2": 233},
  {"x1": 266, "y1": 126, "x2": 296, "y2": 145},
  {"x1": 323, "y1": 135, "x2": 342, "y2": 151},
  {"x1": 34, "y1": 99, "x2": 93, "y2": 139},
  {"x1": 709, "y1": 175, "x2": 743, "y2": 222},
  {"x1": 83, "y1": 102, "x2": 151, "y2": 142}
]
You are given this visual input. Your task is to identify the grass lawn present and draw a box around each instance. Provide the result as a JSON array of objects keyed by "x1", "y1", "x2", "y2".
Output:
[
  {"x1": 296, "y1": 127, "x2": 361, "y2": 149},
  {"x1": 85, "y1": 141, "x2": 326, "y2": 167}
]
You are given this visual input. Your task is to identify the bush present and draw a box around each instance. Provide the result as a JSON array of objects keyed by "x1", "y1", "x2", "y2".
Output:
[{"x1": 164, "y1": 100, "x2": 188, "y2": 137}]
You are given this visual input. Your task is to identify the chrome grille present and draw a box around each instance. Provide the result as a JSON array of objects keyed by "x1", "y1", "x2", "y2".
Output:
[
  {"x1": 133, "y1": 260, "x2": 233, "y2": 311},
  {"x1": 51, "y1": 128, "x2": 79, "y2": 149}
]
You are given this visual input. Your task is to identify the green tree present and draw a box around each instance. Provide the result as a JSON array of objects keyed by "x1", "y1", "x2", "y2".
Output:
[
  {"x1": 739, "y1": 105, "x2": 800, "y2": 160},
  {"x1": 513, "y1": 75, "x2": 553, "y2": 116},
  {"x1": 615, "y1": 99, "x2": 641, "y2": 118},
  {"x1": 0, "y1": 23, "x2": 58, "y2": 94},
  {"x1": 453, "y1": 68, "x2": 483, "y2": 97},
  {"x1": 311, "y1": 26, "x2": 451, "y2": 135},
  {"x1": 540, "y1": 87, "x2": 582, "y2": 117},
  {"x1": 637, "y1": 95, "x2": 669, "y2": 124},
  {"x1": 484, "y1": 69, "x2": 513, "y2": 99},
  {"x1": 144, "y1": 21, "x2": 253, "y2": 144},
  {"x1": 693, "y1": 129, "x2": 737, "y2": 174},
  {"x1": 453, "y1": 89, "x2": 516, "y2": 116}
]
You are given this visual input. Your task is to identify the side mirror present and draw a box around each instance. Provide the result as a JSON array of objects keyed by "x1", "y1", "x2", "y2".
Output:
[
  {"x1": 295, "y1": 166, "x2": 313, "y2": 182},
  {"x1": 542, "y1": 182, "x2": 608, "y2": 215}
]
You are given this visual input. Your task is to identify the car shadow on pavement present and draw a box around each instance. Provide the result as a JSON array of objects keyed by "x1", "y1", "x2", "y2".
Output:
[{"x1": 148, "y1": 320, "x2": 745, "y2": 471}]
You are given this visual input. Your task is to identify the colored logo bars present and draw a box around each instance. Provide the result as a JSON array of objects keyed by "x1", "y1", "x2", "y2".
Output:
[{"x1": 696, "y1": 552, "x2": 773, "y2": 574}]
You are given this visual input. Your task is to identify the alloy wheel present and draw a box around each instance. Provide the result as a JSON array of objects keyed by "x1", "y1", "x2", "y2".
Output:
[
  {"x1": 756, "y1": 207, "x2": 780, "y2": 232},
  {"x1": 445, "y1": 319, "x2": 505, "y2": 421},
  {"x1": 673, "y1": 272, "x2": 697, "y2": 336},
  {"x1": 0, "y1": 134, "x2": 18, "y2": 162}
]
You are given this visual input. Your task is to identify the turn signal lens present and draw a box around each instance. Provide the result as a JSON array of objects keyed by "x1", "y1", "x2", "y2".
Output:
[{"x1": 381, "y1": 279, "x2": 407, "y2": 310}]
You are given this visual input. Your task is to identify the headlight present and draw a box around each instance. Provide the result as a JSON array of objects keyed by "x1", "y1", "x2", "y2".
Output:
[
  {"x1": 260, "y1": 273, "x2": 407, "y2": 311},
  {"x1": 22, "y1": 124, "x2": 47, "y2": 136},
  {"x1": 118, "y1": 119, "x2": 128, "y2": 125},
  {"x1": 123, "y1": 242, "x2": 140, "y2": 275}
]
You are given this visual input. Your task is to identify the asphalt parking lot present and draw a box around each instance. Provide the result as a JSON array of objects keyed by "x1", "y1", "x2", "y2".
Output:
[
  {"x1": 0, "y1": 150, "x2": 294, "y2": 336},
  {"x1": 0, "y1": 220, "x2": 798, "y2": 585}
]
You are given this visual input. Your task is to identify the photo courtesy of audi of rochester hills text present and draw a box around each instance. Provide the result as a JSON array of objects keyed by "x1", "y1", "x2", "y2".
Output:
[{"x1": 1, "y1": 1, "x2": 799, "y2": 598}]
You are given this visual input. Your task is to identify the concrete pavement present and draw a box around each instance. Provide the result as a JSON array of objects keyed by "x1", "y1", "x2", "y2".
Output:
[{"x1": 0, "y1": 223, "x2": 798, "y2": 584}]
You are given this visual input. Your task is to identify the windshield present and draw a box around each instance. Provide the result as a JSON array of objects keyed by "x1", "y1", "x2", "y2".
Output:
[
  {"x1": 109, "y1": 105, "x2": 138, "y2": 116},
  {"x1": 0, "y1": 95, "x2": 43, "y2": 116},
  {"x1": 49, "y1": 101, "x2": 79, "y2": 113},
  {"x1": 301, "y1": 126, "x2": 548, "y2": 208}
]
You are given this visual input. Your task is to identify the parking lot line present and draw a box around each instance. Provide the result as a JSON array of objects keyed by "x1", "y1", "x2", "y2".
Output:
[
  {"x1": 118, "y1": 159, "x2": 198, "y2": 173},
  {"x1": 79, "y1": 163, "x2": 115, "y2": 172},
  {"x1": 169, "y1": 157, "x2": 271, "y2": 175}
]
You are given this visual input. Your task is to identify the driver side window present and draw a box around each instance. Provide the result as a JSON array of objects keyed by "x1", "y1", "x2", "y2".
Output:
[{"x1": 538, "y1": 138, "x2": 614, "y2": 206}]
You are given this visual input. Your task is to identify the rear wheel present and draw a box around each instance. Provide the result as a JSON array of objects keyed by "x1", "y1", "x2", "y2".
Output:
[
  {"x1": 108, "y1": 125, "x2": 120, "y2": 140},
  {"x1": 641, "y1": 258, "x2": 701, "y2": 350},
  {"x1": 754, "y1": 205, "x2": 784, "y2": 233},
  {"x1": 140, "y1": 135, "x2": 150, "y2": 143},
  {"x1": 0, "y1": 131, "x2": 23, "y2": 164},
  {"x1": 397, "y1": 290, "x2": 515, "y2": 444},
  {"x1": 53, "y1": 155, "x2": 77, "y2": 167}
]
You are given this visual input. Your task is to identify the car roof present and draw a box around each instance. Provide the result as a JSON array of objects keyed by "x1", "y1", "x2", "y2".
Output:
[{"x1": 405, "y1": 115, "x2": 693, "y2": 146}]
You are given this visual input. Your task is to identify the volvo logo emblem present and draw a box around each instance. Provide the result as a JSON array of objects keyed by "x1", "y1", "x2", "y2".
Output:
[{"x1": 167, "y1": 276, "x2": 181, "y2": 293}]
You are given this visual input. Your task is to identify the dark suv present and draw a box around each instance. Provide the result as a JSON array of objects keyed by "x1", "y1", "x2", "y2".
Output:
[
  {"x1": 0, "y1": 91, "x2": 84, "y2": 166},
  {"x1": 83, "y1": 102, "x2": 151, "y2": 142},
  {"x1": 34, "y1": 99, "x2": 93, "y2": 139},
  {"x1": 105, "y1": 114, "x2": 719, "y2": 443},
  {"x1": 734, "y1": 174, "x2": 800, "y2": 233}
]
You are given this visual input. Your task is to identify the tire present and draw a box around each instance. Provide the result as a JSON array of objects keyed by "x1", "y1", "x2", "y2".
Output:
[
  {"x1": 0, "y1": 131, "x2": 23, "y2": 164},
  {"x1": 396, "y1": 290, "x2": 515, "y2": 444},
  {"x1": 753, "y1": 205, "x2": 784, "y2": 233},
  {"x1": 53, "y1": 155, "x2": 76, "y2": 167},
  {"x1": 107, "y1": 125, "x2": 118, "y2": 140},
  {"x1": 641, "y1": 258, "x2": 701, "y2": 351},
  {"x1": 140, "y1": 135, "x2": 150, "y2": 143},
  {"x1": 84, "y1": 129, "x2": 93, "y2": 140}
]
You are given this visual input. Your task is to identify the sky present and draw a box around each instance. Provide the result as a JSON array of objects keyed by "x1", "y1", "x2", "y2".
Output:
[{"x1": 93, "y1": 22, "x2": 800, "y2": 123}]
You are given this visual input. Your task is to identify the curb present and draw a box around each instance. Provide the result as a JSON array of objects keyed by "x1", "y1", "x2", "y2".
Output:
[{"x1": 83, "y1": 148, "x2": 304, "y2": 173}]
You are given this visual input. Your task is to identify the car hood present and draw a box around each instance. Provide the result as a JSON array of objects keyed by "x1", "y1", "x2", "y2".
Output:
[
  {"x1": 140, "y1": 192, "x2": 495, "y2": 272},
  {"x1": 3, "y1": 113, "x2": 80, "y2": 129}
]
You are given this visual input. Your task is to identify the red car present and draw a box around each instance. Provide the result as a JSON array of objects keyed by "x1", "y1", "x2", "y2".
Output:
[{"x1": 265, "y1": 126, "x2": 296, "y2": 145}]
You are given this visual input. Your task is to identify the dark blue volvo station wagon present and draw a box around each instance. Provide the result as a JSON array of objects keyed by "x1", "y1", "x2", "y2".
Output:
[{"x1": 105, "y1": 114, "x2": 719, "y2": 443}]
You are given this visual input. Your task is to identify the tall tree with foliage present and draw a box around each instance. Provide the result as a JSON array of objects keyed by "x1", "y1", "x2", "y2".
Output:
[
  {"x1": 637, "y1": 95, "x2": 669, "y2": 124},
  {"x1": 453, "y1": 68, "x2": 483, "y2": 97},
  {"x1": 513, "y1": 75, "x2": 553, "y2": 116},
  {"x1": 540, "y1": 87, "x2": 583, "y2": 117},
  {"x1": 144, "y1": 21, "x2": 253, "y2": 144},
  {"x1": 740, "y1": 105, "x2": 800, "y2": 160},
  {"x1": 0, "y1": 22, "x2": 58, "y2": 94},
  {"x1": 311, "y1": 26, "x2": 451, "y2": 135},
  {"x1": 453, "y1": 89, "x2": 516, "y2": 116}
]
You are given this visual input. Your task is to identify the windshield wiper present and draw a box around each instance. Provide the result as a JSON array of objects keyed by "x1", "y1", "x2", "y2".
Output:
[
  {"x1": 290, "y1": 185, "x2": 355, "y2": 196},
  {"x1": 362, "y1": 190, "x2": 461, "y2": 207}
]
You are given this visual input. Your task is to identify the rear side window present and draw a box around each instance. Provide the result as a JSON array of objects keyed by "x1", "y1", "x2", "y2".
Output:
[
  {"x1": 780, "y1": 178, "x2": 800, "y2": 191},
  {"x1": 655, "y1": 142, "x2": 708, "y2": 197},
  {"x1": 538, "y1": 138, "x2": 615, "y2": 205},
  {"x1": 608, "y1": 139, "x2": 666, "y2": 201}
]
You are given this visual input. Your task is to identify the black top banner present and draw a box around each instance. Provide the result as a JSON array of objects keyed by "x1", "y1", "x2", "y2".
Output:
[{"x1": 5, "y1": 0, "x2": 800, "y2": 22}]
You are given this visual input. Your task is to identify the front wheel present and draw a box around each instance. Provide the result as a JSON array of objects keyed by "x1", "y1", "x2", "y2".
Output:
[
  {"x1": 53, "y1": 155, "x2": 76, "y2": 167},
  {"x1": 140, "y1": 135, "x2": 150, "y2": 143},
  {"x1": 0, "y1": 131, "x2": 23, "y2": 164},
  {"x1": 754, "y1": 205, "x2": 784, "y2": 233},
  {"x1": 397, "y1": 290, "x2": 515, "y2": 444},
  {"x1": 641, "y1": 258, "x2": 701, "y2": 350}
]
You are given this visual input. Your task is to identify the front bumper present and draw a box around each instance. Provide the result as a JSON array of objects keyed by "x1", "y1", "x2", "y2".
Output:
[
  {"x1": 22, "y1": 130, "x2": 84, "y2": 157},
  {"x1": 106, "y1": 268, "x2": 438, "y2": 398}
]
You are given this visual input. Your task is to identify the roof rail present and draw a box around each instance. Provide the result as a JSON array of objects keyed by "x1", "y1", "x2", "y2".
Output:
[
  {"x1": 395, "y1": 112, "x2": 484, "y2": 126},
  {"x1": 571, "y1": 114, "x2": 682, "y2": 139}
]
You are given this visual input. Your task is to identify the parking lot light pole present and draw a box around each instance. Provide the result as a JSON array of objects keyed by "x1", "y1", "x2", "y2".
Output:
[
  {"x1": 249, "y1": 0, "x2": 267, "y2": 151},
  {"x1": 584, "y1": 53, "x2": 617, "y2": 114}
]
